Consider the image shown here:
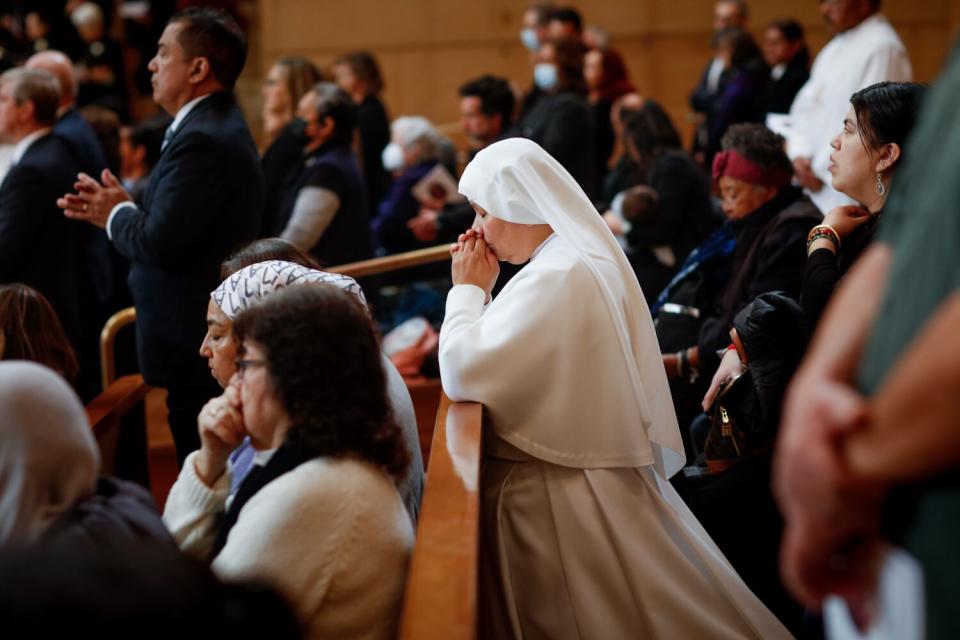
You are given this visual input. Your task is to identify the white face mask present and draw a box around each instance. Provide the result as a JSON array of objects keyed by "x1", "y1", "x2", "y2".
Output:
[
  {"x1": 520, "y1": 28, "x2": 539, "y2": 52},
  {"x1": 533, "y1": 63, "x2": 558, "y2": 91},
  {"x1": 381, "y1": 142, "x2": 405, "y2": 172}
]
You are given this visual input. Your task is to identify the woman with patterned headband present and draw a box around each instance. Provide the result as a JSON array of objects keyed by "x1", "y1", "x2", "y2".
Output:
[{"x1": 193, "y1": 254, "x2": 423, "y2": 525}]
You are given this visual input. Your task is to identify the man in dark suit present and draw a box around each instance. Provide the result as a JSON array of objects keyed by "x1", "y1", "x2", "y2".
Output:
[
  {"x1": 27, "y1": 49, "x2": 113, "y2": 401},
  {"x1": 60, "y1": 8, "x2": 262, "y2": 465},
  {"x1": 0, "y1": 68, "x2": 82, "y2": 351}
]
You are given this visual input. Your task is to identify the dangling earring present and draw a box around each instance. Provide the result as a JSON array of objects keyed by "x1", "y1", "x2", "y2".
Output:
[{"x1": 875, "y1": 173, "x2": 886, "y2": 196}]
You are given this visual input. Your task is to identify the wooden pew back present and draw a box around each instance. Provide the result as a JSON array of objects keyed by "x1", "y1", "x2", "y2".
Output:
[
  {"x1": 85, "y1": 374, "x2": 152, "y2": 486},
  {"x1": 399, "y1": 393, "x2": 483, "y2": 640}
]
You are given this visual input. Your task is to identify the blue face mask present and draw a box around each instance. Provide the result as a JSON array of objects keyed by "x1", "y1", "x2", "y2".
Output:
[
  {"x1": 533, "y1": 63, "x2": 558, "y2": 91},
  {"x1": 520, "y1": 28, "x2": 540, "y2": 52}
]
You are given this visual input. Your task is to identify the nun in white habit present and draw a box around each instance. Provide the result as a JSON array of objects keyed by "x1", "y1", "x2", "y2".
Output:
[{"x1": 439, "y1": 138, "x2": 792, "y2": 639}]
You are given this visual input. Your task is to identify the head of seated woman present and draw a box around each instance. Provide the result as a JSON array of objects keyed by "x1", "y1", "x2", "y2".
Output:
[
  {"x1": 231, "y1": 284, "x2": 409, "y2": 476},
  {"x1": 828, "y1": 81, "x2": 926, "y2": 212},
  {"x1": 712, "y1": 123, "x2": 794, "y2": 221},
  {"x1": 621, "y1": 99, "x2": 682, "y2": 173},
  {"x1": 0, "y1": 283, "x2": 78, "y2": 382},
  {"x1": 470, "y1": 202, "x2": 553, "y2": 265},
  {"x1": 201, "y1": 249, "x2": 363, "y2": 388}
]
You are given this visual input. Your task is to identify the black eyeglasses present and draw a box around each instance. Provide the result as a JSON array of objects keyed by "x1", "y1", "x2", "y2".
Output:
[{"x1": 235, "y1": 358, "x2": 267, "y2": 376}]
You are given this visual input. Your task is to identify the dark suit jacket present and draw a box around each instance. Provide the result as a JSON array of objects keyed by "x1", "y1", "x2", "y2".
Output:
[
  {"x1": 57, "y1": 105, "x2": 120, "y2": 345},
  {"x1": 110, "y1": 91, "x2": 263, "y2": 388},
  {"x1": 0, "y1": 132, "x2": 82, "y2": 344},
  {"x1": 761, "y1": 51, "x2": 810, "y2": 116},
  {"x1": 56, "y1": 107, "x2": 107, "y2": 176}
]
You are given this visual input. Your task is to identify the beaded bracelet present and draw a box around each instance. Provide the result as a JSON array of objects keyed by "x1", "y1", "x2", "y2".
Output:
[{"x1": 806, "y1": 224, "x2": 841, "y2": 253}]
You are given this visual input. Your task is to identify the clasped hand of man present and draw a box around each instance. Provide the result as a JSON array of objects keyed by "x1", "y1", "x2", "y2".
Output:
[
  {"x1": 451, "y1": 228, "x2": 499, "y2": 303},
  {"x1": 57, "y1": 169, "x2": 133, "y2": 229}
]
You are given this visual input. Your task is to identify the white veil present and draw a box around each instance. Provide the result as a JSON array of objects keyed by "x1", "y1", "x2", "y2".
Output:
[{"x1": 458, "y1": 138, "x2": 685, "y2": 477}]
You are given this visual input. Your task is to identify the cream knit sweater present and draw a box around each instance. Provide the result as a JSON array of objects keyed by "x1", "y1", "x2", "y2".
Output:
[{"x1": 163, "y1": 453, "x2": 414, "y2": 639}]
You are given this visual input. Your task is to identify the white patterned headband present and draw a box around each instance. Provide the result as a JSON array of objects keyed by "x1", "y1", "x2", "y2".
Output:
[{"x1": 211, "y1": 260, "x2": 367, "y2": 320}]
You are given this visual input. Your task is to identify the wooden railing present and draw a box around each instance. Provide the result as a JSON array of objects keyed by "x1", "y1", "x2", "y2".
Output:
[
  {"x1": 399, "y1": 393, "x2": 483, "y2": 640},
  {"x1": 85, "y1": 374, "x2": 152, "y2": 486},
  {"x1": 407, "y1": 378, "x2": 443, "y2": 463},
  {"x1": 99, "y1": 306, "x2": 136, "y2": 391},
  {"x1": 332, "y1": 244, "x2": 452, "y2": 279},
  {"x1": 98, "y1": 243, "x2": 453, "y2": 388}
]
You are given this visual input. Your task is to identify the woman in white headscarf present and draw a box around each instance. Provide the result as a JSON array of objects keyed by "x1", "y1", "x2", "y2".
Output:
[
  {"x1": 0, "y1": 361, "x2": 168, "y2": 547},
  {"x1": 439, "y1": 138, "x2": 791, "y2": 638},
  {"x1": 199, "y1": 258, "x2": 423, "y2": 524}
]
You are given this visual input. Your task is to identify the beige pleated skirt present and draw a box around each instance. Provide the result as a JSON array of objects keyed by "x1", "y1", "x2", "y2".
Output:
[{"x1": 480, "y1": 439, "x2": 794, "y2": 640}]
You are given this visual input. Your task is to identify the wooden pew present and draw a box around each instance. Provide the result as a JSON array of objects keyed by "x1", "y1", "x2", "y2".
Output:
[
  {"x1": 399, "y1": 393, "x2": 483, "y2": 640},
  {"x1": 85, "y1": 374, "x2": 152, "y2": 487},
  {"x1": 407, "y1": 378, "x2": 443, "y2": 463},
  {"x1": 97, "y1": 244, "x2": 454, "y2": 387}
]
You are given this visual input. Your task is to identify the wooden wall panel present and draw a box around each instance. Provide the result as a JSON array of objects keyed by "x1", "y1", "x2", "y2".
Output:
[{"x1": 244, "y1": 0, "x2": 959, "y2": 147}]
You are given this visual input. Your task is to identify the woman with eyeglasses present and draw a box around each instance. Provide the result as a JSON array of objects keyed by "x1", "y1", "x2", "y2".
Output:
[{"x1": 163, "y1": 283, "x2": 413, "y2": 640}]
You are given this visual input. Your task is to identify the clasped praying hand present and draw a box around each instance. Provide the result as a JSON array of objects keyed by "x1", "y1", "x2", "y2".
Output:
[{"x1": 451, "y1": 228, "x2": 499, "y2": 303}]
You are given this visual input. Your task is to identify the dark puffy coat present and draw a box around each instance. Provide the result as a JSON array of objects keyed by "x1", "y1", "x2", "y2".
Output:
[
  {"x1": 732, "y1": 291, "x2": 809, "y2": 434},
  {"x1": 42, "y1": 477, "x2": 173, "y2": 548}
]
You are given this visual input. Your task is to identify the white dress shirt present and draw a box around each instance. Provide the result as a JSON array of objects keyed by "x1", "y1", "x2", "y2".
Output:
[{"x1": 10, "y1": 127, "x2": 52, "y2": 165}]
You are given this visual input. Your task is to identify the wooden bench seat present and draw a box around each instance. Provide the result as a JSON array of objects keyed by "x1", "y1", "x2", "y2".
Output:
[{"x1": 400, "y1": 393, "x2": 483, "y2": 639}]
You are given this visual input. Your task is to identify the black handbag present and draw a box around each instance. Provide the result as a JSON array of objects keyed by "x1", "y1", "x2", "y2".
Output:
[{"x1": 704, "y1": 370, "x2": 772, "y2": 474}]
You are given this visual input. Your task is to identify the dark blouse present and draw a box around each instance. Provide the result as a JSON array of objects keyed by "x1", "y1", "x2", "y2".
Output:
[
  {"x1": 801, "y1": 213, "x2": 882, "y2": 329},
  {"x1": 591, "y1": 98, "x2": 615, "y2": 196},
  {"x1": 357, "y1": 96, "x2": 392, "y2": 215}
]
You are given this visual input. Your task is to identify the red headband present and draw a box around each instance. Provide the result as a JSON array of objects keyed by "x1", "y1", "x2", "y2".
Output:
[{"x1": 712, "y1": 149, "x2": 792, "y2": 188}]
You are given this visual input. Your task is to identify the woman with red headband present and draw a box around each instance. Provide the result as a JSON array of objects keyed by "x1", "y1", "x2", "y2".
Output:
[{"x1": 657, "y1": 123, "x2": 820, "y2": 445}]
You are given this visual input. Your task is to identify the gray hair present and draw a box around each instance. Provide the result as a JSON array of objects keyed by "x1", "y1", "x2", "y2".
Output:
[
  {"x1": 0, "y1": 68, "x2": 61, "y2": 126},
  {"x1": 391, "y1": 115, "x2": 445, "y2": 162}
]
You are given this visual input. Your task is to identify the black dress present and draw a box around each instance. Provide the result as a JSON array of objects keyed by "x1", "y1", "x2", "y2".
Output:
[
  {"x1": 624, "y1": 151, "x2": 719, "y2": 297},
  {"x1": 801, "y1": 212, "x2": 881, "y2": 328},
  {"x1": 356, "y1": 96, "x2": 391, "y2": 216},
  {"x1": 591, "y1": 97, "x2": 615, "y2": 196},
  {"x1": 761, "y1": 50, "x2": 810, "y2": 116}
]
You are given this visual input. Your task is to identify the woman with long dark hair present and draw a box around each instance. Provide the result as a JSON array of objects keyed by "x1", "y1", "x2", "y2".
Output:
[
  {"x1": 584, "y1": 47, "x2": 635, "y2": 190},
  {"x1": 0, "y1": 283, "x2": 78, "y2": 382},
  {"x1": 333, "y1": 51, "x2": 392, "y2": 216}
]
